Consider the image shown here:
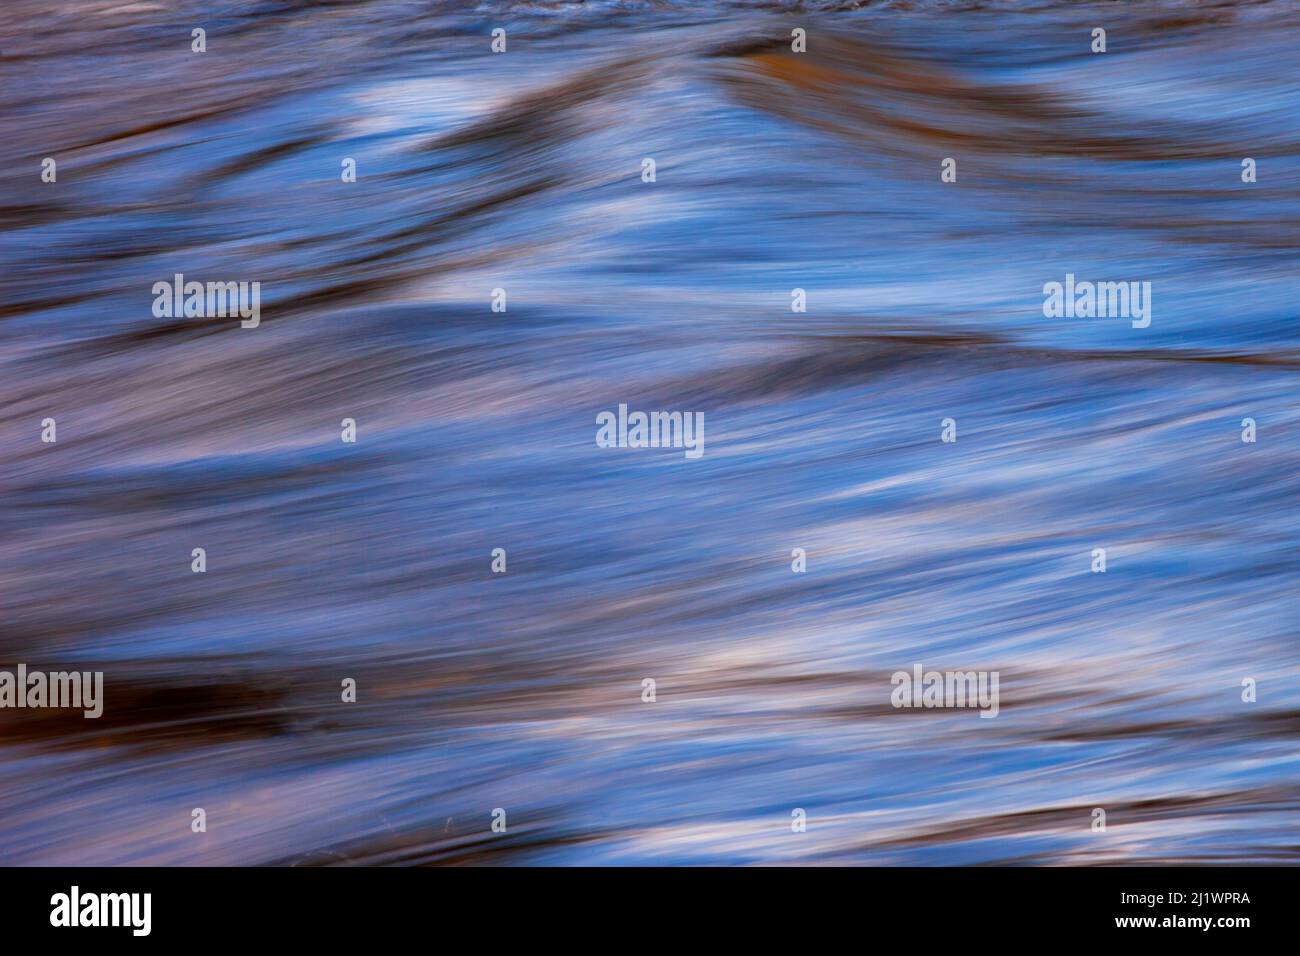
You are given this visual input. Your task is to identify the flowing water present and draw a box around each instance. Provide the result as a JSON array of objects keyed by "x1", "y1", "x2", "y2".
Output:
[{"x1": 1, "y1": 0, "x2": 1298, "y2": 865}]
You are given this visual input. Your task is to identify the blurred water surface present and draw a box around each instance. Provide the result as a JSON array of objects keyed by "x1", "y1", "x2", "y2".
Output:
[{"x1": 1, "y1": 0, "x2": 1299, "y2": 864}]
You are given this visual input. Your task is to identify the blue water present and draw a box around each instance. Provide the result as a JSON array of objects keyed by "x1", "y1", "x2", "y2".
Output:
[{"x1": 1, "y1": 0, "x2": 1298, "y2": 865}]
